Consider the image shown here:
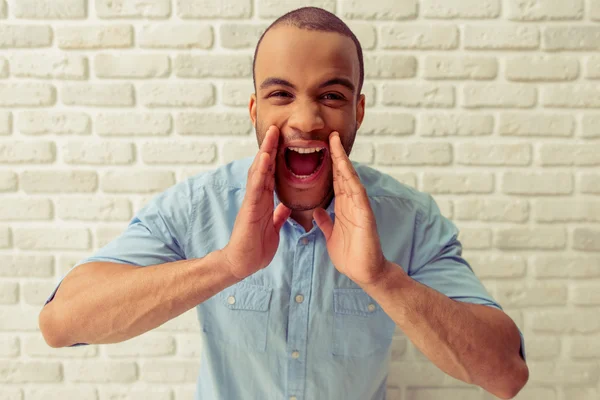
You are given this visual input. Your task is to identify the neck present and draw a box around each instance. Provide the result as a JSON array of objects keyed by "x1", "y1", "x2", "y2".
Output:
[{"x1": 289, "y1": 192, "x2": 334, "y2": 233}]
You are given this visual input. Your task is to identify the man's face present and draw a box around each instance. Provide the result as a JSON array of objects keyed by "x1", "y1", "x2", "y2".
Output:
[{"x1": 250, "y1": 25, "x2": 365, "y2": 212}]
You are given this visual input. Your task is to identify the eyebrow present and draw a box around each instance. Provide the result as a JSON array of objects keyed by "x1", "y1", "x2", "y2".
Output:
[{"x1": 259, "y1": 77, "x2": 356, "y2": 93}]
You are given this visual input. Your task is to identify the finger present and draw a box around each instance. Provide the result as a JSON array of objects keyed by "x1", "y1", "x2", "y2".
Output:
[
  {"x1": 273, "y1": 202, "x2": 292, "y2": 233},
  {"x1": 313, "y1": 208, "x2": 334, "y2": 241},
  {"x1": 245, "y1": 152, "x2": 271, "y2": 205},
  {"x1": 249, "y1": 126, "x2": 278, "y2": 179},
  {"x1": 338, "y1": 154, "x2": 369, "y2": 207}
]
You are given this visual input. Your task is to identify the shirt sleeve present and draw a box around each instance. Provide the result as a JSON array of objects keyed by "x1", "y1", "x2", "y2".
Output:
[
  {"x1": 408, "y1": 193, "x2": 526, "y2": 362},
  {"x1": 42, "y1": 178, "x2": 195, "y2": 347}
]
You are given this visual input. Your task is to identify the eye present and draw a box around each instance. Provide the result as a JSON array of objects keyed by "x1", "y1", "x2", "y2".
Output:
[
  {"x1": 322, "y1": 93, "x2": 345, "y2": 101},
  {"x1": 270, "y1": 91, "x2": 292, "y2": 98}
]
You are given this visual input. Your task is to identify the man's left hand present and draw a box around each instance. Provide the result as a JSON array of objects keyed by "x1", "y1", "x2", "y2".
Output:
[{"x1": 313, "y1": 131, "x2": 391, "y2": 286}]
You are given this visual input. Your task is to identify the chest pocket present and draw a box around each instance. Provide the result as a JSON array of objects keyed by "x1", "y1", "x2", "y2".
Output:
[
  {"x1": 332, "y1": 288, "x2": 396, "y2": 358},
  {"x1": 202, "y1": 281, "x2": 273, "y2": 352}
]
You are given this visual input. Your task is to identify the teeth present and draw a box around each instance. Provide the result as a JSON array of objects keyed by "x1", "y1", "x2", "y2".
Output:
[{"x1": 288, "y1": 146, "x2": 324, "y2": 154}]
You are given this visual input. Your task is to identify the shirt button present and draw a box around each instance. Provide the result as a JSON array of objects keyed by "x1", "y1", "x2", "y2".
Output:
[
  {"x1": 301, "y1": 237, "x2": 309, "y2": 245},
  {"x1": 227, "y1": 296, "x2": 236, "y2": 305},
  {"x1": 295, "y1": 294, "x2": 304, "y2": 303},
  {"x1": 290, "y1": 397, "x2": 297, "y2": 400},
  {"x1": 291, "y1": 350, "x2": 300, "y2": 359},
  {"x1": 368, "y1": 303, "x2": 376, "y2": 312}
]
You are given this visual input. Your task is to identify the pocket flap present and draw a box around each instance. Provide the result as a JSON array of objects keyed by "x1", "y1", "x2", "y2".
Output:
[
  {"x1": 334, "y1": 288, "x2": 381, "y2": 316},
  {"x1": 220, "y1": 282, "x2": 273, "y2": 312}
]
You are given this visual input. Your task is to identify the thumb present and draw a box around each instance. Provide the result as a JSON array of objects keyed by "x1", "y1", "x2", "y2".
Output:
[
  {"x1": 313, "y1": 208, "x2": 333, "y2": 240},
  {"x1": 273, "y1": 203, "x2": 292, "y2": 233}
]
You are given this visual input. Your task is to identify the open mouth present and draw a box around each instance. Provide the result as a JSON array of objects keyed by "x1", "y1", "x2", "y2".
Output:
[{"x1": 284, "y1": 146, "x2": 326, "y2": 179}]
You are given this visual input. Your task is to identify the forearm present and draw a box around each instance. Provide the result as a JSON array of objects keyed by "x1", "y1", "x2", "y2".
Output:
[
  {"x1": 40, "y1": 250, "x2": 240, "y2": 347},
  {"x1": 361, "y1": 261, "x2": 528, "y2": 399}
]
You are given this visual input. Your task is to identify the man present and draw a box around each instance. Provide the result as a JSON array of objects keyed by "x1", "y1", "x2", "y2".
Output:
[{"x1": 39, "y1": 7, "x2": 528, "y2": 400}]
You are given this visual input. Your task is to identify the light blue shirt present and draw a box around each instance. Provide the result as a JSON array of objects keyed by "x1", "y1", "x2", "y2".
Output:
[{"x1": 44, "y1": 156, "x2": 525, "y2": 400}]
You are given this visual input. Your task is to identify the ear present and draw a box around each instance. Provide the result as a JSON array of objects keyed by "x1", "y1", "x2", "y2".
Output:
[
  {"x1": 249, "y1": 93, "x2": 257, "y2": 128},
  {"x1": 356, "y1": 93, "x2": 365, "y2": 130}
]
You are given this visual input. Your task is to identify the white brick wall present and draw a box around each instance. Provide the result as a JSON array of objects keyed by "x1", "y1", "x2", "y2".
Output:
[{"x1": 0, "y1": 1, "x2": 599, "y2": 399}]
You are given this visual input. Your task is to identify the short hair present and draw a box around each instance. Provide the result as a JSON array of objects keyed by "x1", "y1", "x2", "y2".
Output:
[{"x1": 252, "y1": 7, "x2": 364, "y2": 100}]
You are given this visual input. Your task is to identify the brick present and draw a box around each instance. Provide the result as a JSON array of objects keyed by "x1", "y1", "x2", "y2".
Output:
[
  {"x1": 463, "y1": 84, "x2": 536, "y2": 109},
  {"x1": 177, "y1": 0, "x2": 251, "y2": 18},
  {"x1": 456, "y1": 143, "x2": 531, "y2": 166},
  {"x1": 106, "y1": 334, "x2": 175, "y2": 357},
  {"x1": 382, "y1": 84, "x2": 455, "y2": 108},
  {"x1": 96, "y1": 226, "x2": 124, "y2": 248},
  {"x1": 175, "y1": 54, "x2": 251, "y2": 78},
  {"x1": 0, "y1": 198, "x2": 52, "y2": 221},
  {"x1": 220, "y1": 23, "x2": 267, "y2": 49},
  {"x1": 532, "y1": 255, "x2": 600, "y2": 279},
  {"x1": 496, "y1": 282, "x2": 567, "y2": 307},
  {"x1": 422, "y1": 0, "x2": 500, "y2": 18},
  {"x1": 0, "y1": 255, "x2": 54, "y2": 278},
  {"x1": 539, "y1": 144, "x2": 600, "y2": 166},
  {"x1": 18, "y1": 111, "x2": 90, "y2": 136},
  {"x1": 0, "y1": 0, "x2": 5, "y2": 18},
  {"x1": 573, "y1": 228, "x2": 600, "y2": 251},
  {"x1": 139, "y1": 24, "x2": 213, "y2": 49},
  {"x1": 11, "y1": 53, "x2": 87, "y2": 80},
  {"x1": 139, "y1": 83, "x2": 214, "y2": 108},
  {"x1": 0, "y1": 57, "x2": 6, "y2": 78},
  {"x1": 380, "y1": 25, "x2": 458, "y2": 50},
  {"x1": 64, "y1": 361, "x2": 137, "y2": 383},
  {"x1": 423, "y1": 56, "x2": 497, "y2": 80},
  {"x1": 458, "y1": 228, "x2": 492, "y2": 250},
  {"x1": 0, "y1": 112, "x2": 10, "y2": 135},
  {"x1": 101, "y1": 171, "x2": 175, "y2": 193},
  {"x1": 347, "y1": 22, "x2": 376, "y2": 50},
  {"x1": 529, "y1": 362, "x2": 598, "y2": 385},
  {"x1": 61, "y1": 83, "x2": 134, "y2": 107},
  {"x1": 0, "y1": 227, "x2": 11, "y2": 248},
  {"x1": 0, "y1": 361, "x2": 62, "y2": 382},
  {"x1": 502, "y1": 171, "x2": 573, "y2": 195},
  {"x1": 22, "y1": 281, "x2": 59, "y2": 305},
  {"x1": 468, "y1": 255, "x2": 526, "y2": 279},
  {"x1": 14, "y1": 228, "x2": 90, "y2": 250},
  {"x1": 0, "y1": 305, "x2": 43, "y2": 330},
  {"x1": 176, "y1": 334, "x2": 202, "y2": 358},
  {"x1": 562, "y1": 388, "x2": 598, "y2": 400},
  {"x1": 422, "y1": 172, "x2": 494, "y2": 194},
  {"x1": 532, "y1": 309, "x2": 600, "y2": 334},
  {"x1": 543, "y1": 27, "x2": 600, "y2": 51},
  {"x1": 407, "y1": 388, "x2": 480, "y2": 400},
  {"x1": 57, "y1": 25, "x2": 133, "y2": 49},
  {"x1": 0, "y1": 83, "x2": 55, "y2": 107},
  {"x1": 455, "y1": 199, "x2": 528, "y2": 223},
  {"x1": 587, "y1": 56, "x2": 600, "y2": 79},
  {"x1": 499, "y1": 113, "x2": 574, "y2": 137},
  {"x1": 571, "y1": 283, "x2": 600, "y2": 306},
  {"x1": 593, "y1": 0, "x2": 600, "y2": 20},
  {"x1": 0, "y1": 337, "x2": 19, "y2": 357},
  {"x1": 0, "y1": 171, "x2": 16, "y2": 191},
  {"x1": 139, "y1": 361, "x2": 206, "y2": 383},
  {"x1": 94, "y1": 54, "x2": 169, "y2": 78},
  {"x1": 26, "y1": 387, "x2": 96, "y2": 400},
  {"x1": 507, "y1": 0, "x2": 583, "y2": 21},
  {"x1": 495, "y1": 227, "x2": 566, "y2": 250},
  {"x1": 533, "y1": 200, "x2": 600, "y2": 223},
  {"x1": 57, "y1": 197, "x2": 131, "y2": 221},
  {"x1": 364, "y1": 55, "x2": 417, "y2": 79},
  {"x1": 21, "y1": 171, "x2": 98, "y2": 193},
  {"x1": 98, "y1": 387, "x2": 170, "y2": 400},
  {"x1": 580, "y1": 173, "x2": 600, "y2": 194},
  {"x1": 176, "y1": 112, "x2": 252, "y2": 136},
  {"x1": 220, "y1": 140, "x2": 257, "y2": 164},
  {"x1": 13, "y1": 0, "x2": 86, "y2": 18},
  {"x1": 97, "y1": 113, "x2": 171, "y2": 136},
  {"x1": 358, "y1": 112, "x2": 414, "y2": 136},
  {"x1": 524, "y1": 337, "x2": 561, "y2": 360},
  {"x1": 142, "y1": 142, "x2": 216, "y2": 164},
  {"x1": 222, "y1": 81, "x2": 254, "y2": 107},
  {"x1": 96, "y1": 0, "x2": 170, "y2": 18},
  {"x1": 582, "y1": 114, "x2": 600, "y2": 138},
  {"x1": 464, "y1": 26, "x2": 539, "y2": 50},
  {"x1": 0, "y1": 282, "x2": 18, "y2": 304},
  {"x1": 376, "y1": 143, "x2": 451, "y2": 166},
  {"x1": 506, "y1": 56, "x2": 579, "y2": 81},
  {"x1": 62, "y1": 141, "x2": 133, "y2": 165},
  {"x1": 341, "y1": 0, "x2": 416, "y2": 20},
  {"x1": 349, "y1": 141, "x2": 373, "y2": 165},
  {"x1": 0, "y1": 25, "x2": 52, "y2": 48},
  {"x1": 419, "y1": 114, "x2": 493, "y2": 137},
  {"x1": 543, "y1": 85, "x2": 600, "y2": 108},
  {"x1": 0, "y1": 141, "x2": 55, "y2": 164}
]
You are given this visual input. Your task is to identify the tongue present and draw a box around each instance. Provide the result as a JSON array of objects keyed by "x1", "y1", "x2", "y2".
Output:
[{"x1": 287, "y1": 151, "x2": 321, "y2": 176}]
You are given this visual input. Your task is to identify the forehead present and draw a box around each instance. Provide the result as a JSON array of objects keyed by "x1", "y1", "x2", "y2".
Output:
[{"x1": 255, "y1": 25, "x2": 359, "y2": 88}]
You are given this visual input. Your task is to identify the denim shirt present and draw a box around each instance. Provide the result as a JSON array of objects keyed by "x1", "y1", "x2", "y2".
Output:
[{"x1": 44, "y1": 156, "x2": 526, "y2": 400}]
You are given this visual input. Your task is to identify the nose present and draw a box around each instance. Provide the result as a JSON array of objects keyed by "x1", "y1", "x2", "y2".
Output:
[{"x1": 287, "y1": 98, "x2": 325, "y2": 134}]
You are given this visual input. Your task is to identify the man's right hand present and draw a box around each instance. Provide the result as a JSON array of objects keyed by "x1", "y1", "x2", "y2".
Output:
[{"x1": 221, "y1": 125, "x2": 292, "y2": 280}]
